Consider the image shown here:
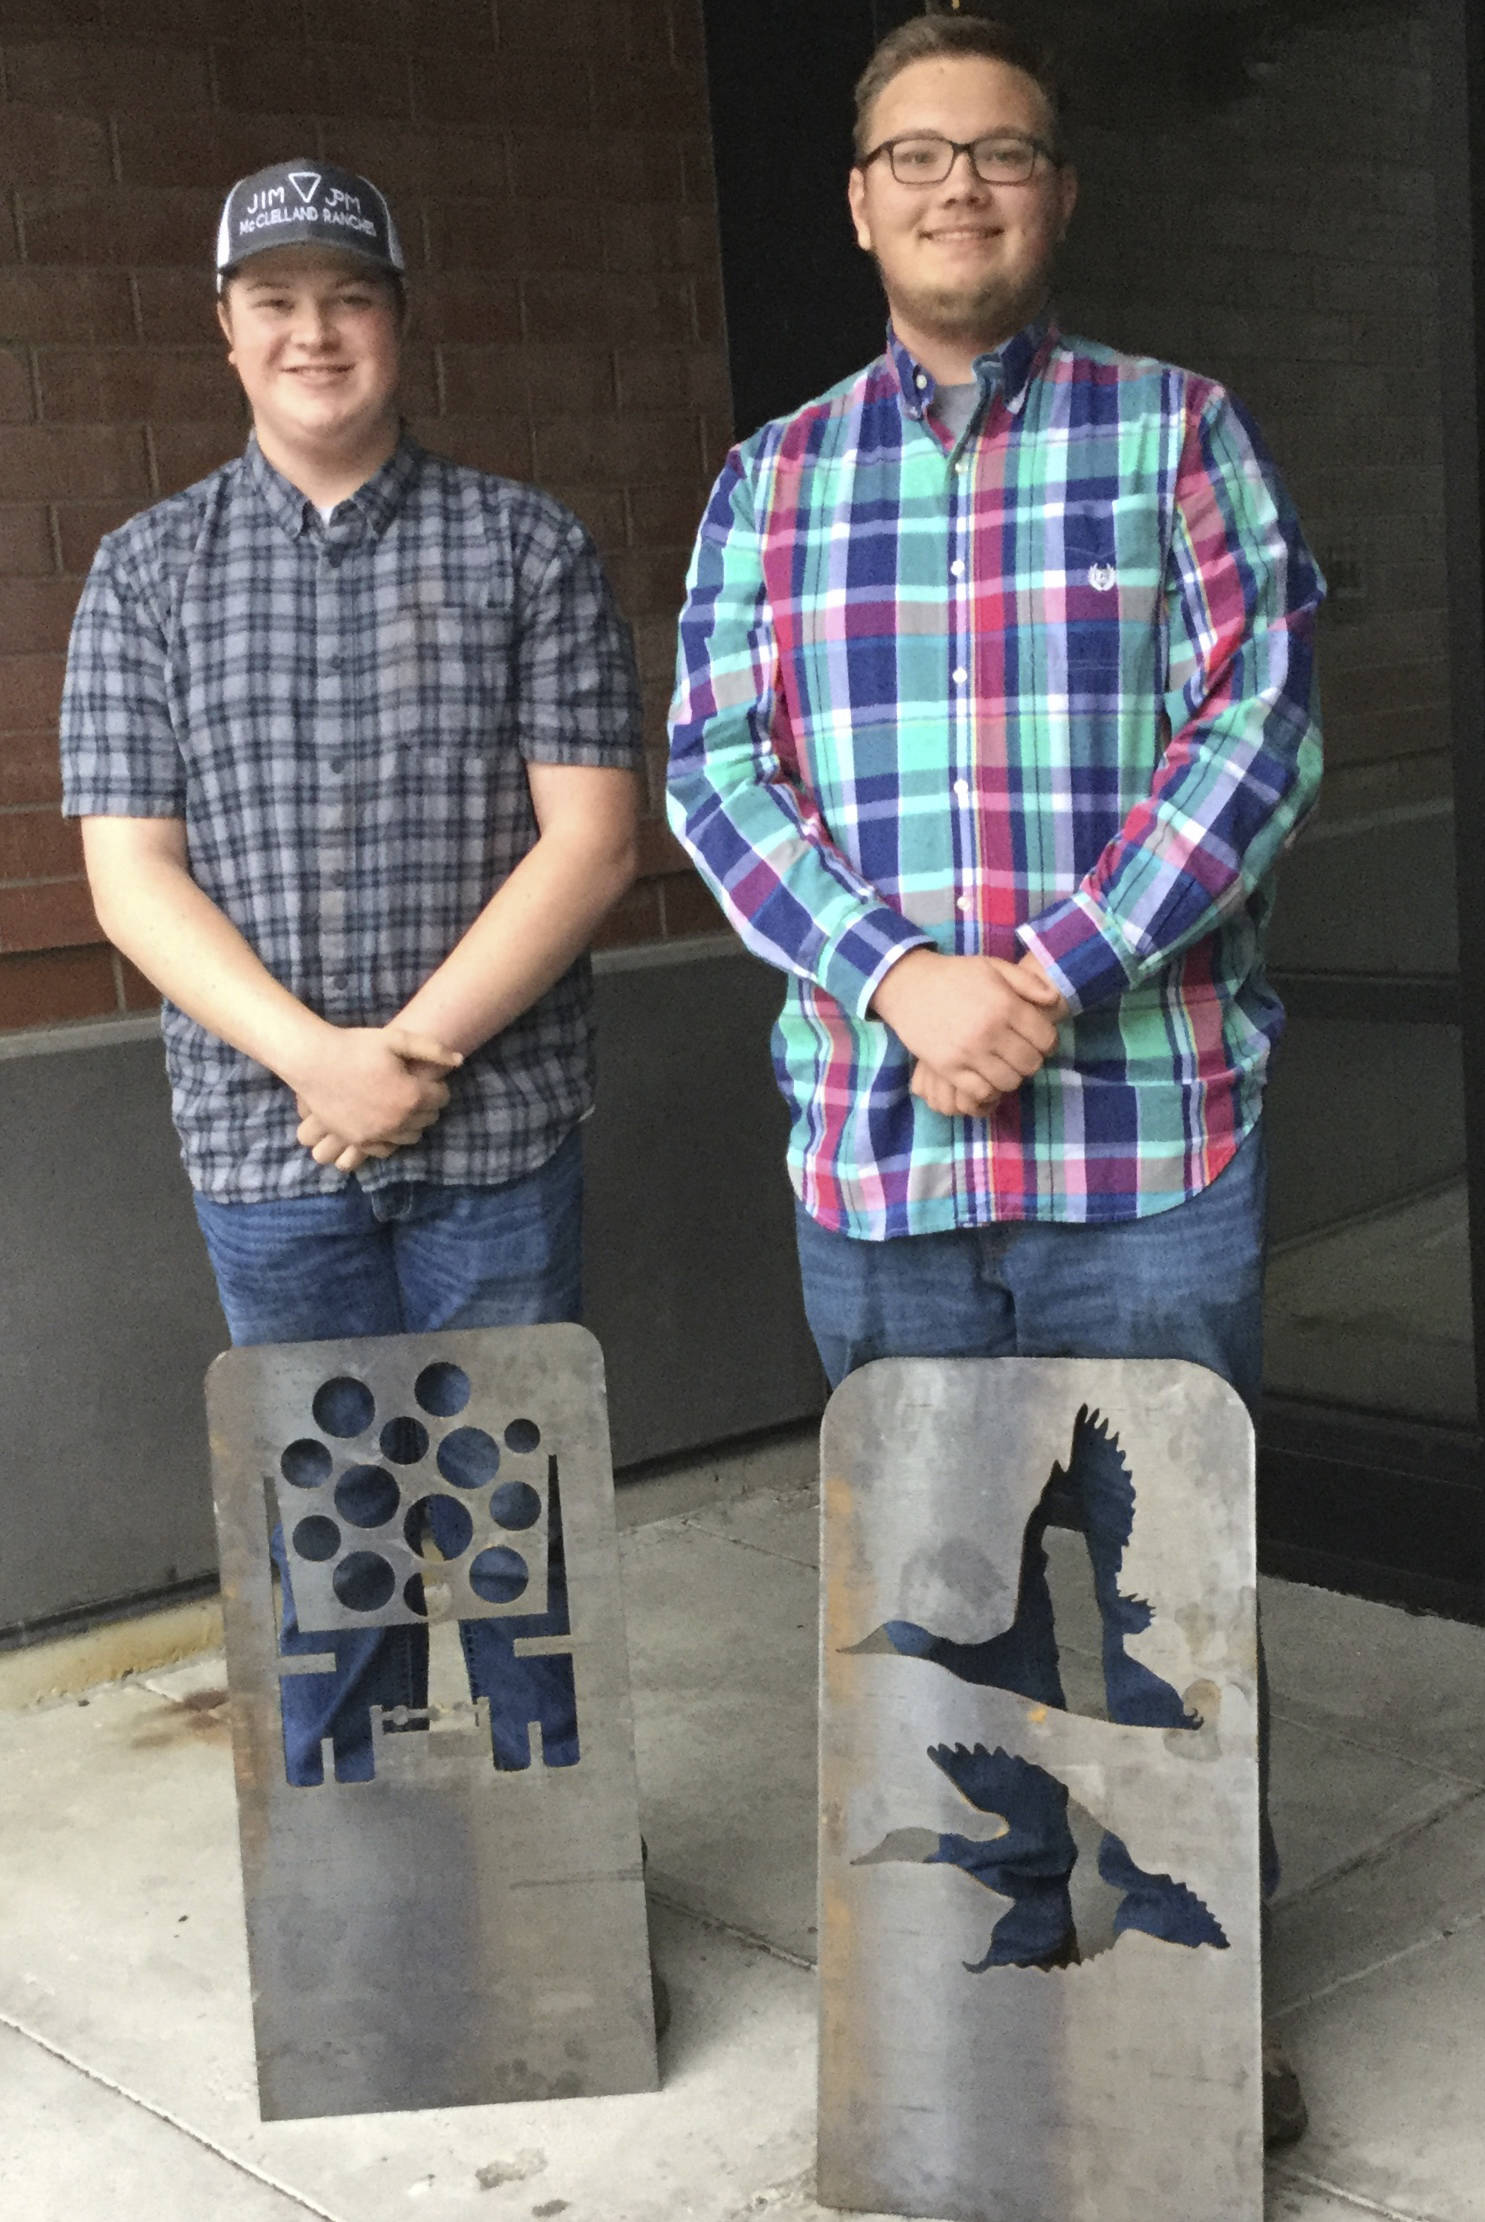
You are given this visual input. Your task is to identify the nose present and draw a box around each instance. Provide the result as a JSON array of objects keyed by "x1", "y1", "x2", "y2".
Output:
[
  {"x1": 941, "y1": 145, "x2": 990, "y2": 193},
  {"x1": 293, "y1": 299, "x2": 337, "y2": 349}
]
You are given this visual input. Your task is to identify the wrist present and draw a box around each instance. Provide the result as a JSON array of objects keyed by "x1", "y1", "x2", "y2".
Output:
[
  {"x1": 390, "y1": 1001, "x2": 468, "y2": 1060},
  {"x1": 271, "y1": 1008, "x2": 339, "y2": 1097},
  {"x1": 869, "y1": 945, "x2": 941, "y2": 1029}
]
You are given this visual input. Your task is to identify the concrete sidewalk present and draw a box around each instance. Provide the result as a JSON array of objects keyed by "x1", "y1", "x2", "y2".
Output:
[{"x1": 2, "y1": 1433, "x2": 1482, "y2": 2222}]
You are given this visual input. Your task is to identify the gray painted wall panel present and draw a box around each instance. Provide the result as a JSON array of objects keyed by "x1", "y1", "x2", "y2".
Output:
[
  {"x1": 1267, "y1": 805, "x2": 1460, "y2": 979},
  {"x1": 0, "y1": 946, "x2": 822, "y2": 1639},
  {"x1": 4, "y1": 938, "x2": 1461, "y2": 1636},
  {"x1": 1263, "y1": 1017, "x2": 1466, "y2": 1246},
  {"x1": 0, "y1": 1035, "x2": 224, "y2": 1633},
  {"x1": 584, "y1": 949, "x2": 823, "y2": 1464}
]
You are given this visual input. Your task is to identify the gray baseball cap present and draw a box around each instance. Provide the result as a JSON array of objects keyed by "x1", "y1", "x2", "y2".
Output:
[{"x1": 215, "y1": 160, "x2": 405, "y2": 290}]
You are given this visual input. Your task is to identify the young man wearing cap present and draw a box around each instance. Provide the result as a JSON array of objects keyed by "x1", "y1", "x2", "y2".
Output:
[{"x1": 60, "y1": 163, "x2": 644, "y2": 1788}]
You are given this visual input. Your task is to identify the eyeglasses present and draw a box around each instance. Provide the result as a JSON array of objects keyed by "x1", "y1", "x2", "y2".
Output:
[{"x1": 858, "y1": 131, "x2": 1060, "y2": 187}]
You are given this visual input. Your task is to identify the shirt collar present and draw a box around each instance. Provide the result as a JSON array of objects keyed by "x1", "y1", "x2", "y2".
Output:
[
  {"x1": 241, "y1": 427, "x2": 424, "y2": 543},
  {"x1": 888, "y1": 312, "x2": 1057, "y2": 423}
]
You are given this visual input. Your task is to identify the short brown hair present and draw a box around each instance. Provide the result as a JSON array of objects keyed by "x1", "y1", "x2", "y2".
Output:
[{"x1": 852, "y1": 9, "x2": 1062, "y2": 161}]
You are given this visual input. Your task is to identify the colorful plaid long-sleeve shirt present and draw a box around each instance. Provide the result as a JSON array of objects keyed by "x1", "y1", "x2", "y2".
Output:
[{"x1": 666, "y1": 320, "x2": 1323, "y2": 1239}]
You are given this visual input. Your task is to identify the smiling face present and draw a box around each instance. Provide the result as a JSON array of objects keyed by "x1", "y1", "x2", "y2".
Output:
[
  {"x1": 848, "y1": 55, "x2": 1078, "y2": 380},
  {"x1": 217, "y1": 246, "x2": 403, "y2": 493}
]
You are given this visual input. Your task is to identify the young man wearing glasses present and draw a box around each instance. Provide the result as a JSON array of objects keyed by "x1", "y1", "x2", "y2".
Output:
[
  {"x1": 668, "y1": 12, "x2": 1320, "y2": 2144},
  {"x1": 61, "y1": 162, "x2": 643, "y2": 1794}
]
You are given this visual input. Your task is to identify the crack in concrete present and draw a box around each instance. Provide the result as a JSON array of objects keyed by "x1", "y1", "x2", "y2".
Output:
[
  {"x1": 0, "y1": 2006, "x2": 344, "y2": 2222},
  {"x1": 674, "y1": 1520, "x2": 820, "y2": 1573},
  {"x1": 646, "y1": 1884, "x2": 817, "y2": 1972},
  {"x1": 1270, "y1": 1900, "x2": 1485, "y2": 2023},
  {"x1": 1266, "y1": 1707, "x2": 1485, "y2": 1797},
  {"x1": 1272, "y1": 2163, "x2": 1444, "y2": 2221},
  {"x1": 1275, "y1": 1786, "x2": 1485, "y2": 1917}
]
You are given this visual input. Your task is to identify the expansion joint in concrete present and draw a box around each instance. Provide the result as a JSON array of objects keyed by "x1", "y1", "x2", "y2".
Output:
[
  {"x1": 1268, "y1": 1705, "x2": 1485, "y2": 1798},
  {"x1": 0, "y1": 2007, "x2": 344, "y2": 2222}
]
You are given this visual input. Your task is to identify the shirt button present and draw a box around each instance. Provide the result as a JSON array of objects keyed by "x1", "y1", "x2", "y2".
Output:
[
  {"x1": 950, "y1": 559, "x2": 965, "y2": 578},
  {"x1": 957, "y1": 896, "x2": 973, "y2": 914},
  {"x1": 328, "y1": 973, "x2": 347, "y2": 991},
  {"x1": 952, "y1": 667, "x2": 968, "y2": 684},
  {"x1": 328, "y1": 869, "x2": 346, "y2": 888},
  {"x1": 328, "y1": 757, "x2": 345, "y2": 775},
  {"x1": 954, "y1": 461, "x2": 968, "y2": 474},
  {"x1": 914, "y1": 372, "x2": 928, "y2": 391},
  {"x1": 954, "y1": 779, "x2": 970, "y2": 801}
]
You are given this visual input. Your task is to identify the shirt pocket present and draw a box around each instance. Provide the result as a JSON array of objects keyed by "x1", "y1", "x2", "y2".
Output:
[
  {"x1": 376, "y1": 600, "x2": 515, "y2": 756},
  {"x1": 1061, "y1": 495, "x2": 1164, "y2": 675}
]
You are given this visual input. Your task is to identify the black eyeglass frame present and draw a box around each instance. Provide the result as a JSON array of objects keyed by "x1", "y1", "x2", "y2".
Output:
[{"x1": 856, "y1": 131, "x2": 1064, "y2": 185}]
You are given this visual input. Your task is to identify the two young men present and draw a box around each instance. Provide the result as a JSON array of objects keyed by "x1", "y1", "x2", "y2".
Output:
[
  {"x1": 667, "y1": 13, "x2": 1320, "y2": 2144},
  {"x1": 61, "y1": 162, "x2": 644, "y2": 1782},
  {"x1": 64, "y1": 7, "x2": 1316, "y2": 2145}
]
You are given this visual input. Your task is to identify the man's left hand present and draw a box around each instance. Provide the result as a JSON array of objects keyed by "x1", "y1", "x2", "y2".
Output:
[
  {"x1": 293, "y1": 1109, "x2": 394, "y2": 1174},
  {"x1": 296, "y1": 1046, "x2": 459, "y2": 1173},
  {"x1": 912, "y1": 952, "x2": 1069, "y2": 1118},
  {"x1": 911, "y1": 1060, "x2": 1001, "y2": 1117}
]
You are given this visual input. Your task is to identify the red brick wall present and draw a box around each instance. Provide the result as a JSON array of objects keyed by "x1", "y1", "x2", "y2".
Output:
[{"x1": 0, "y1": 0, "x2": 729, "y2": 1034}]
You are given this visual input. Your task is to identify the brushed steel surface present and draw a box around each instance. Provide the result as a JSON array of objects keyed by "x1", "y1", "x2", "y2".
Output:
[
  {"x1": 207, "y1": 1322, "x2": 656, "y2": 2120},
  {"x1": 818, "y1": 1358, "x2": 1261, "y2": 2222}
]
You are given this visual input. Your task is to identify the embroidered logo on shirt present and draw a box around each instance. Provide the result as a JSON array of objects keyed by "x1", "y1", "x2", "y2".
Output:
[{"x1": 1088, "y1": 563, "x2": 1117, "y2": 592}]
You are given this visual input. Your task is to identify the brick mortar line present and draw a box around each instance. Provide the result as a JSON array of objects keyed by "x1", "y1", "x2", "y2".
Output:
[{"x1": 0, "y1": 2006, "x2": 345, "y2": 2222}]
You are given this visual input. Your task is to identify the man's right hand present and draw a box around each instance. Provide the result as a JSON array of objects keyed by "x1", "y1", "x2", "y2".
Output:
[
  {"x1": 870, "y1": 949, "x2": 1064, "y2": 1107},
  {"x1": 285, "y1": 1025, "x2": 462, "y2": 1155}
]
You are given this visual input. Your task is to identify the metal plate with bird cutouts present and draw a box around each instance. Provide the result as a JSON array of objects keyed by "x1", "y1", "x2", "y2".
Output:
[
  {"x1": 818, "y1": 1358, "x2": 1261, "y2": 2222},
  {"x1": 207, "y1": 1322, "x2": 656, "y2": 2121}
]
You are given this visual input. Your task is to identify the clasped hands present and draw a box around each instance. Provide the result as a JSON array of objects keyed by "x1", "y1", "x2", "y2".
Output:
[
  {"x1": 871, "y1": 948, "x2": 1070, "y2": 1119},
  {"x1": 289, "y1": 1023, "x2": 463, "y2": 1176}
]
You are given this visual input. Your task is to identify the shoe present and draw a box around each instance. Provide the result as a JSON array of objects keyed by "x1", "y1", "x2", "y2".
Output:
[{"x1": 1263, "y1": 2029, "x2": 1308, "y2": 2148}]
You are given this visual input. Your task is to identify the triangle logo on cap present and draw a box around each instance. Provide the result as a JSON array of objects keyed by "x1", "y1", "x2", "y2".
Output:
[{"x1": 287, "y1": 171, "x2": 322, "y2": 204}]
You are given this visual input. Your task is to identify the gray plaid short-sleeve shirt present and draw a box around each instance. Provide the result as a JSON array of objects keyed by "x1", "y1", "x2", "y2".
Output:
[{"x1": 60, "y1": 434, "x2": 644, "y2": 1202}]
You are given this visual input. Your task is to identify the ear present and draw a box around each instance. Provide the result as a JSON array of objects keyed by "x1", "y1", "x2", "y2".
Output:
[
  {"x1": 1055, "y1": 163, "x2": 1079, "y2": 241},
  {"x1": 847, "y1": 164, "x2": 874, "y2": 254},
  {"x1": 215, "y1": 293, "x2": 236, "y2": 362}
]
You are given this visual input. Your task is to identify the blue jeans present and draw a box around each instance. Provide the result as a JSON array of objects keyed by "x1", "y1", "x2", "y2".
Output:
[
  {"x1": 195, "y1": 1131, "x2": 583, "y2": 1786},
  {"x1": 796, "y1": 1123, "x2": 1274, "y2": 1962}
]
